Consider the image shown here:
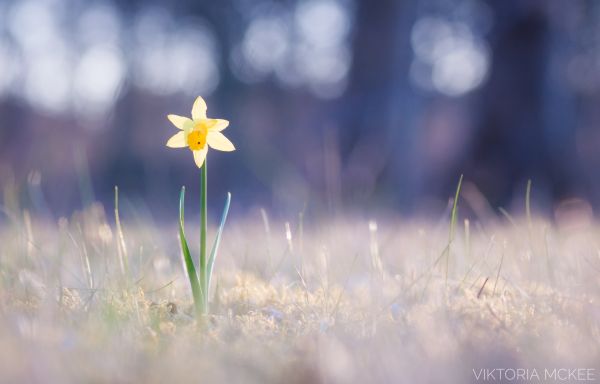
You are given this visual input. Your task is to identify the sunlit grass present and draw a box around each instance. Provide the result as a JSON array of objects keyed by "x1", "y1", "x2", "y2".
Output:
[{"x1": 0, "y1": 188, "x2": 599, "y2": 382}]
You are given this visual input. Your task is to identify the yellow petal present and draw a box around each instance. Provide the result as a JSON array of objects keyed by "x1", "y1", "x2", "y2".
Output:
[
  {"x1": 193, "y1": 147, "x2": 208, "y2": 168},
  {"x1": 191, "y1": 96, "x2": 207, "y2": 120},
  {"x1": 206, "y1": 119, "x2": 229, "y2": 132},
  {"x1": 207, "y1": 131, "x2": 235, "y2": 152},
  {"x1": 167, "y1": 114, "x2": 192, "y2": 130},
  {"x1": 166, "y1": 131, "x2": 187, "y2": 148}
]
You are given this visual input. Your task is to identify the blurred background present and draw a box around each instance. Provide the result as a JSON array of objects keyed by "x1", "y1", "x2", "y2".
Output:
[{"x1": 0, "y1": 0, "x2": 599, "y2": 219}]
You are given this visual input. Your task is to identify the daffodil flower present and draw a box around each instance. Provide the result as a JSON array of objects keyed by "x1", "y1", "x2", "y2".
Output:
[
  {"x1": 166, "y1": 96, "x2": 235, "y2": 168},
  {"x1": 166, "y1": 96, "x2": 233, "y2": 317}
]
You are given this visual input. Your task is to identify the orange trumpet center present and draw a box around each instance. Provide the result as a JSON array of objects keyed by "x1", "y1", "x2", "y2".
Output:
[{"x1": 187, "y1": 124, "x2": 208, "y2": 150}]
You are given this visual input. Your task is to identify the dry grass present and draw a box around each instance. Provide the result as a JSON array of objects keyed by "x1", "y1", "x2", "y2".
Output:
[{"x1": 0, "y1": 203, "x2": 599, "y2": 383}]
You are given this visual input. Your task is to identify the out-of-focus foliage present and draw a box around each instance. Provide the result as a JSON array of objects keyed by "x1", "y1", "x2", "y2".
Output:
[{"x1": 1, "y1": 0, "x2": 599, "y2": 216}]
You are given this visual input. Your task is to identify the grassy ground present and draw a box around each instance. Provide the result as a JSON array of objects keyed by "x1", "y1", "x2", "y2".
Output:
[{"x1": 0, "y1": 203, "x2": 599, "y2": 383}]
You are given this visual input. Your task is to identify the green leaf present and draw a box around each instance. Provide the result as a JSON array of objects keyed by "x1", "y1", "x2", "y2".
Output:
[
  {"x1": 179, "y1": 186, "x2": 203, "y2": 314},
  {"x1": 207, "y1": 192, "x2": 231, "y2": 291}
]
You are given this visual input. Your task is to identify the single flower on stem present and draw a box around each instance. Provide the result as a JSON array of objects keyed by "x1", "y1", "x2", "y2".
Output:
[
  {"x1": 166, "y1": 96, "x2": 235, "y2": 167},
  {"x1": 165, "y1": 96, "x2": 233, "y2": 318}
]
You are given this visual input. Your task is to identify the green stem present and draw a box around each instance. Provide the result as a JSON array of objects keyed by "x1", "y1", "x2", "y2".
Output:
[
  {"x1": 200, "y1": 159, "x2": 208, "y2": 314},
  {"x1": 179, "y1": 187, "x2": 203, "y2": 316}
]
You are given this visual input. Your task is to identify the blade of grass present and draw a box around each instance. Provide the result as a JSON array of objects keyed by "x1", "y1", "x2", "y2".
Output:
[
  {"x1": 493, "y1": 241, "x2": 506, "y2": 295},
  {"x1": 77, "y1": 224, "x2": 94, "y2": 289},
  {"x1": 526, "y1": 179, "x2": 532, "y2": 232},
  {"x1": 260, "y1": 208, "x2": 272, "y2": 274},
  {"x1": 298, "y1": 204, "x2": 306, "y2": 255},
  {"x1": 179, "y1": 186, "x2": 203, "y2": 315},
  {"x1": 445, "y1": 174, "x2": 463, "y2": 285},
  {"x1": 114, "y1": 186, "x2": 129, "y2": 277},
  {"x1": 525, "y1": 180, "x2": 536, "y2": 274},
  {"x1": 75, "y1": 147, "x2": 95, "y2": 208},
  {"x1": 207, "y1": 192, "x2": 231, "y2": 292},
  {"x1": 477, "y1": 277, "x2": 489, "y2": 299},
  {"x1": 498, "y1": 207, "x2": 517, "y2": 228},
  {"x1": 449, "y1": 175, "x2": 464, "y2": 243}
]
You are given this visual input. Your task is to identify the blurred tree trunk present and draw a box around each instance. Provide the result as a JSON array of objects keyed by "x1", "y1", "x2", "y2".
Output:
[
  {"x1": 469, "y1": 1, "x2": 581, "y2": 209},
  {"x1": 340, "y1": 0, "x2": 417, "y2": 208}
]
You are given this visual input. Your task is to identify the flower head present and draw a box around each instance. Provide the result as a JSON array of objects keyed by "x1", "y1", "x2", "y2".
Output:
[{"x1": 166, "y1": 96, "x2": 235, "y2": 168}]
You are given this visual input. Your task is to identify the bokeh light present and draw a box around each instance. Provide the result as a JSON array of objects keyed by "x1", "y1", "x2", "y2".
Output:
[{"x1": 410, "y1": 16, "x2": 489, "y2": 96}]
